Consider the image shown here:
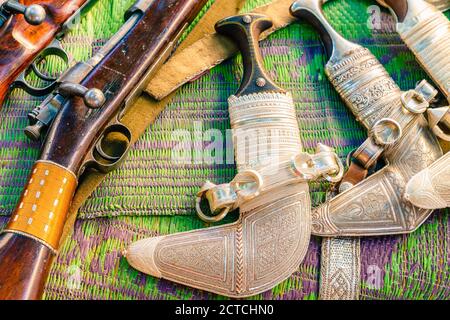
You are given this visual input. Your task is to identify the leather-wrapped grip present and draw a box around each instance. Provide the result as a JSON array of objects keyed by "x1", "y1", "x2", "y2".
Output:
[{"x1": 215, "y1": 14, "x2": 284, "y2": 96}]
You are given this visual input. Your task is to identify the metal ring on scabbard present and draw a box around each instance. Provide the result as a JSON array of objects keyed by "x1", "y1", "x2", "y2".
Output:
[
  {"x1": 291, "y1": 144, "x2": 344, "y2": 183},
  {"x1": 370, "y1": 118, "x2": 402, "y2": 146},
  {"x1": 195, "y1": 197, "x2": 231, "y2": 223},
  {"x1": 195, "y1": 170, "x2": 263, "y2": 223}
]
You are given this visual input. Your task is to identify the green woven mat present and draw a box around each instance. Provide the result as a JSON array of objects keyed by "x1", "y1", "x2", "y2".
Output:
[{"x1": 0, "y1": 0, "x2": 448, "y2": 300}]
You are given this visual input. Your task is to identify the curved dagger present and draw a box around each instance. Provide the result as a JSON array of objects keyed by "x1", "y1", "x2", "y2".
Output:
[
  {"x1": 376, "y1": 0, "x2": 450, "y2": 211},
  {"x1": 377, "y1": 0, "x2": 450, "y2": 104},
  {"x1": 291, "y1": 0, "x2": 443, "y2": 237},
  {"x1": 124, "y1": 14, "x2": 313, "y2": 298}
]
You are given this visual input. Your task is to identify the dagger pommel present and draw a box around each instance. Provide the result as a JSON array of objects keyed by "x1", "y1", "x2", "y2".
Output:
[
  {"x1": 290, "y1": 0, "x2": 358, "y2": 61},
  {"x1": 215, "y1": 14, "x2": 284, "y2": 96},
  {"x1": 376, "y1": 0, "x2": 408, "y2": 22}
]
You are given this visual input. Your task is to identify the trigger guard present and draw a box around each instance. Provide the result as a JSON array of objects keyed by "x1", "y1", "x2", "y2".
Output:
[
  {"x1": 91, "y1": 124, "x2": 132, "y2": 173},
  {"x1": 11, "y1": 72, "x2": 58, "y2": 97},
  {"x1": 13, "y1": 40, "x2": 71, "y2": 96},
  {"x1": 31, "y1": 43, "x2": 70, "y2": 82},
  {"x1": 31, "y1": 61, "x2": 58, "y2": 83}
]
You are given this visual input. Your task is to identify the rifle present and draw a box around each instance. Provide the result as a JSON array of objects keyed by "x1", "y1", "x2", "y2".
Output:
[
  {"x1": 0, "y1": 0, "x2": 208, "y2": 300},
  {"x1": 0, "y1": 0, "x2": 98, "y2": 108}
]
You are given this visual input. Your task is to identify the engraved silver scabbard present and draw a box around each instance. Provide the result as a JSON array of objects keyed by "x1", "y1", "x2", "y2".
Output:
[
  {"x1": 377, "y1": 0, "x2": 450, "y2": 103},
  {"x1": 405, "y1": 151, "x2": 450, "y2": 209},
  {"x1": 291, "y1": 0, "x2": 443, "y2": 237},
  {"x1": 124, "y1": 14, "x2": 342, "y2": 298}
]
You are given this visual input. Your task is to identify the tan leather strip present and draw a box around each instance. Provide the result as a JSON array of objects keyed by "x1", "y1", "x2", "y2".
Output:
[
  {"x1": 426, "y1": 0, "x2": 450, "y2": 13},
  {"x1": 145, "y1": 0, "x2": 296, "y2": 100},
  {"x1": 59, "y1": 0, "x2": 246, "y2": 248},
  {"x1": 340, "y1": 162, "x2": 368, "y2": 188}
]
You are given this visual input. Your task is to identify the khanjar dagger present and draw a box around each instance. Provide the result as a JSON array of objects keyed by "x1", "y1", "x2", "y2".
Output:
[
  {"x1": 290, "y1": 0, "x2": 444, "y2": 300},
  {"x1": 291, "y1": 0, "x2": 443, "y2": 237},
  {"x1": 376, "y1": 0, "x2": 450, "y2": 209},
  {"x1": 124, "y1": 13, "x2": 343, "y2": 298}
]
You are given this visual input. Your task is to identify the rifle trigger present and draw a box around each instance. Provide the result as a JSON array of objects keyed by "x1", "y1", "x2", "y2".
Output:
[{"x1": 90, "y1": 124, "x2": 132, "y2": 173}]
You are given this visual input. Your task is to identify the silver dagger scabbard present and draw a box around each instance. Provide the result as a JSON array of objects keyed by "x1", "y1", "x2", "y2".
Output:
[
  {"x1": 405, "y1": 151, "x2": 450, "y2": 209},
  {"x1": 124, "y1": 13, "x2": 342, "y2": 298}
]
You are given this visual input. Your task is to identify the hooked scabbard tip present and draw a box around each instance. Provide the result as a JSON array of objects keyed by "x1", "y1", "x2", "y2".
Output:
[{"x1": 124, "y1": 237, "x2": 163, "y2": 278}]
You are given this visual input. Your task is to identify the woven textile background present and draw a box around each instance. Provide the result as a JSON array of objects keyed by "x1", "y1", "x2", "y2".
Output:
[{"x1": 0, "y1": 0, "x2": 449, "y2": 299}]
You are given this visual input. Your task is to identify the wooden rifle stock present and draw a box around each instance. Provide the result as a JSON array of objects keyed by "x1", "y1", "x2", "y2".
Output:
[
  {"x1": 0, "y1": 0, "x2": 208, "y2": 300},
  {"x1": 0, "y1": 234, "x2": 54, "y2": 299},
  {"x1": 0, "y1": 0, "x2": 89, "y2": 106}
]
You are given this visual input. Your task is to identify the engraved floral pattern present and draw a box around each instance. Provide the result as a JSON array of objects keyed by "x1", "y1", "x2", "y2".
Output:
[
  {"x1": 348, "y1": 79, "x2": 397, "y2": 113},
  {"x1": 337, "y1": 187, "x2": 392, "y2": 222}
]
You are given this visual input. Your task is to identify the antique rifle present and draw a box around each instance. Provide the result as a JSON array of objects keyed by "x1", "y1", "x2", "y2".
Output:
[
  {"x1": 125, "y1": 13, "x2": 343, "y2": 298},
  {"x1": 0, "y1": 0, "x2": 208, "y2": 300},
  {"x1": 0, "y1": 0, "x2": 98, "y2": 107}
]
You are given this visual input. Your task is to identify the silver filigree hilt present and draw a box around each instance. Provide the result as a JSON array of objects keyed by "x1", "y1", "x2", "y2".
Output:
[
  {"x1": 377, "y1": 0, "x2": 450, "y2": 103},
  {"x1": 0, "y1": 0, "x2": 46, "y2": 28}
]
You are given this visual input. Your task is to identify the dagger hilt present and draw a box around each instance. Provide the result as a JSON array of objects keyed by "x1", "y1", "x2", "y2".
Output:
[
  {"x1": 291, "y1": 0, "x2": 397, "y2": 129},
  {"x1": 290, "y1": 0, "x2": 359, "y2": 62},
  {"x1": 376, "y1": 0, "x2": 408, "y2": 22},
  {"x1": 377, "y1": 0, "x2": 450, "y2": 104},
  {"x1": 215, "y1": 14, "x2": 284, "y2": 96}
]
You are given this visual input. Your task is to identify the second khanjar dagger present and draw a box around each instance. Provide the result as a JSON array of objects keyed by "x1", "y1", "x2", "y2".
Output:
[{"x1": 291, "y1": 0, "x2": 443, "y2": 237}]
